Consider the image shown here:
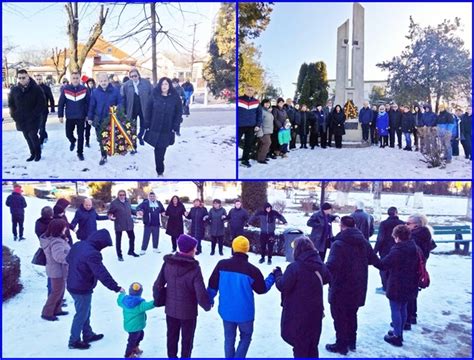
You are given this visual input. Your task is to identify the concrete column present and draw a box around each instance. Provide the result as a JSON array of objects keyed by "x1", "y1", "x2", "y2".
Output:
[
  {"x1": 335, "y1": 19, "x2": 349, "y2": 107},
  {"x1": 352, "y1": 3, "x2": 365, "y2": 109}
]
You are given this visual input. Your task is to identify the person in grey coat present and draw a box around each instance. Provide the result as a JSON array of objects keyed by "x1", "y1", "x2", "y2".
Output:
[
  {"x1": 350, "y1": 201, "x2": 375, "y2": 241},
  {"x1": 121, "y1": 68, "x2": 153, "y2": 146},
  {"x1": 307, "y1": 202, "x2": 338, "y2": 261},
  {"x1": 108, "y1": 190, "x2": 138, "y2": 261},
  {"x1": 207, "y1": 199, "x2": 228, "y2": 256},
  {"x1": 256, "y1": 99, "x2": 274, "y2": 164}
]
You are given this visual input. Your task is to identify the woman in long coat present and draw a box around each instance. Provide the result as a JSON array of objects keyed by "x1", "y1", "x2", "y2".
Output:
[
  {"x1": 165, "y1": 195, "x2": 187, "y2": 252},
  {"x1": 331, "y1": 105, "x2": 346, "y2": 148},
  {"x1": 144, "y1": 77, "x2": 183, "y2": 176}
]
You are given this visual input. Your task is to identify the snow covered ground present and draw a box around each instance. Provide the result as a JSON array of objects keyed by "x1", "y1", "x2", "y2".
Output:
[
  {"x1": 238, "y1": 145, "x2": 472, "y2": 179},
  {"x1": 2, "y1": 125, "x2": 236, "y2": 179},
  {"x1": 2, "y1": 192, "x2": 472, "y2": 358}
]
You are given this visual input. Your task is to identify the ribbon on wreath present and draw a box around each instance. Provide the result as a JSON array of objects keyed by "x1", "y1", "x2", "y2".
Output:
[{"x1": 107, "y1": 106, "x2": 136, "y2": 156}]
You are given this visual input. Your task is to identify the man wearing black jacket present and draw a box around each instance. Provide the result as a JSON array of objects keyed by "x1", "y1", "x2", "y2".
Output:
[
  {"x1": 388, "y1": 104, "x2": 403, "y2": 148},
  {"x1": 34, "y1": 74, "x2": 55, "y2": 145},
  {"x1": 8, "y1": 69, "x2": 46, "y2": 162}
]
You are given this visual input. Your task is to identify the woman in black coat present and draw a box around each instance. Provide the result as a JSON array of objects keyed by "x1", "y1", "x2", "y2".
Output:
[
  {"x1": 275, "y1": 236, "x2": 331, "y2": 358},
  {"x1": 331, "y1": 105, "x2": 346, "y2": 148},
  {"x1": 165, "y1": 195, "x2": 187, "y2": 252},
  {"x1": 145, "y1": 77, "x2": 183, "y2": 176},
  {"x1": 379, "y1": 225, "x2": 419, "y2": 347},
  {"x1": 271, "y1": 98, "x2": 288, "y2": 155}
]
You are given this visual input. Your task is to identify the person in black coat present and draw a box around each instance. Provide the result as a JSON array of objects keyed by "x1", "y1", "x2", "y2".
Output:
[
  {"x1": 35, "y1": 206, "x2": 54, "y2": 239},
  {"x1": 284, "y1": 100, "x2": 297, "y2": 149},
  {"x1": 84, "y1": 78, "x2": 96, "y2": 147},
  {"x1": 8, "y1": 69, "x2": 46, "y2": 162},
  {"x1": 401, "y1": 105, "x2": 416, "y2": 151},
  {"x1": 53, "y1": 198, "x2": 73, "y2": 246},
  {"x1": 460, "y1": 106, "x2": 472, "y2": 160},
  {"x1": 308, "y1": 108, "x2": 319, "y2": 149},
  {"x1": 207, "y1": 199, "x2": 227, "y2": 256},
  {"x1": 165, "y1": 195, "x2": 187, "y2": 252},
  {"x1": 350, "y1": 201, "x2": 374, "y2": 241},
  {"x1": 185, "y1": 199, "x2": 208, "y2": 255},
  {"x1": 371, "y1": 105, "x2": 378, "y2": 145},
  {"x1": 274, "y1": 236, "x2": 331, "y2": 358},
  {"x1": 314, "y1": 105, "x2": 328, "y2": 149},
  {"x1": 66, "y1": 229, "x2": 124, "y2": 349},
  {"x1": 136, "y1": 192, "x2": 165, "y2": 254},
  {"x1": 325, "y1": 216, "x2": 380, "y2": 355},
  {"x1": 5, "y1": 185, "x2": 27, "y2": 241},
  {"x1": 70, "y1": 198, "x2": 109, "y2": 241},
  {"x1": 388, "y1": 104, "x2": 403, "y2": 148},
  {"x1": 144, "y1": 77, "x2": 183, "y2": 176},
  {"x1": 226, "y1": 199, "x2": 249, "y2": 239},
  {"x1": 324, "y1": 101, "x2": 334, "y2": 146},
  {"x1": 379, "y1": 225, "x2": 419, "y2": 347},
  {"x1": 297, "y1": 105, "x2": 310, "y2": 149},
  {"x1": 307, "y1": 203, "x2": 338, "y2": 261},
  {"x1": 330, "y1": 105, "x2": 346, "y2": 148},
  {"x1": 33, "y1": 74, "x2": 55, "y2": 145},
  {"x1": 374, "y1": 207, "x2": 405, "y2": 292}
]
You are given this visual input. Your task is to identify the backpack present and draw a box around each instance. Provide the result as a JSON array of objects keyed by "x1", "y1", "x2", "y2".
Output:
[{"x1": 416, "y1": 246, "x2": 430, "y2": 289}]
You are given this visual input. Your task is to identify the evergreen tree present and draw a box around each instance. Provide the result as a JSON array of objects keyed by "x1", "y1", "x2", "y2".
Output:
[
  {"x1": 295, "y1": 63, "x2": 308, "y2": 99},
  {"x1": 294, "y1": 61, "x2": 329, "y2": 107},
  {"x1": 241, "y1": 182, "x2": 268, "y2": 214},
  {"x1": 88, "y1": 182, "x2": 113, "y2": 203}
]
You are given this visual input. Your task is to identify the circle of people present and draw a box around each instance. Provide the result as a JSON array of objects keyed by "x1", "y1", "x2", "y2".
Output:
[
  {"x1": 7, "y1": 69, "x2": 195, "y2": 176},
  {"x1": 238, "y1": 85, "x2": 472, "y2": 167},
  {"x1": 6, "y1": 185, "x2": 436, "y2": 358}
]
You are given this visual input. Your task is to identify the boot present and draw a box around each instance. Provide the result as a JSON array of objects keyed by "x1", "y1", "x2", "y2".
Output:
[
  {"x1": 128, "y1": 251, "x2": 140, "y2": 257},
  {"x1": 68, "y1": 340, "x2": 90, "y2": 350},
  {"x1": 84, "y1": 333, "x2": 104, "y2": 343},
  {"x1": 325, "y1": 343, "x2": 348, "y2": 355},
  {"x1": 99, "y1": 156, "x2": 107, "y2": 165},
  {"x1": 259, "y1": 257, "x2": 265, "y2": 264},
  {"x1": 387, "y1": 330, "x2": 404, "y2": 342},
  {"x1": 384, "y1": 334, "x2": 403, "y2": 347},
  {"x1": 41, "y1": 315, "x2": 58, "y2": 321},
  {"x1": 26, "y1": 154, "x2": 35, "y2": 162}
]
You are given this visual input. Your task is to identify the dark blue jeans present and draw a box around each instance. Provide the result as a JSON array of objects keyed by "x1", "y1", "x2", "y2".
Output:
[
  {"x1": 223, "y1": 320, "x2": 254, "y2": 358},
  {"x1": 69, "y1": 293, "x2": 94, "y2": 344},
  {"x1": 389, "y1": 299, "x2": 407, "y2": 337},
  {"x1": 125, "y1": 330, "x2": 144, "y2": 357}
]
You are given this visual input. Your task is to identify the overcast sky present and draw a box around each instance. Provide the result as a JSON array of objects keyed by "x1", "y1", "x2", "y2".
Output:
[
  {"x1": 3, "y1": 2, "x2": 221, "y2": 62},
  {"x1": 252, "y1": 2, "x2": 473, "y2": 97}
]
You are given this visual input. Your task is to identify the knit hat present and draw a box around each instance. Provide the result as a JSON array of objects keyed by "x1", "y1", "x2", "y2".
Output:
[
  {"x1": 177, "y1": 234, "x2": 198, "y2": 253},
  {"x1": 321, "y1": 202, "x2": 332, "y2": 211},
  {"x1": 232, "y1": 236, "x2": 250, "y2": 254},
  {"x1": 129, "y1": 282, "x2": 143, "y2": 296}
]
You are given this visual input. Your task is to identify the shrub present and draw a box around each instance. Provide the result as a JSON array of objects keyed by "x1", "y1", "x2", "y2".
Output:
[{"x1": 2, "y1": 246, "x2": 22, "y2": 301}]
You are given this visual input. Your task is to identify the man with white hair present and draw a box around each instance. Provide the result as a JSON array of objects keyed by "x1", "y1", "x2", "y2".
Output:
[
  {"x1": 358, "y1": 101, "x2": 372, "y2": 143},
  {"x1": 350, "y1": 201, "x2": 374, "y2": 241}
]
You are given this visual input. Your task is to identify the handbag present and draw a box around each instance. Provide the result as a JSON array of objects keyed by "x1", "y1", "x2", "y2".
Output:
[{"x1": 31, "y1": 248, "x2": 46, "y2": 266}]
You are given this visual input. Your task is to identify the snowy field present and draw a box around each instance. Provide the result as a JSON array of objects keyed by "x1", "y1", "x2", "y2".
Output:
[
  {"x1": 2, "y1": 192, "x2": 472, "y2": 358},
  {"x1": 238, "y1": 145, "x2": 472, "y2": 179},
  {"x1": 2, "y1": 125, "x2": 236, "y2": 179}
]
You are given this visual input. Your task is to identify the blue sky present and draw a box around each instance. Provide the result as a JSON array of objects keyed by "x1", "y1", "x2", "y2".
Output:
[
  {"x1": 2, "y1": 2, "x2": 220, "y2": 61},
  {"x1": 252, "y1": 2, "x2": 473, "y2": 97}
]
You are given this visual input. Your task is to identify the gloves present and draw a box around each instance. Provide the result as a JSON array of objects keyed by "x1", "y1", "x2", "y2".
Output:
[{"x1": 272, "y1": 266, "x2": 282, "y2": 278}]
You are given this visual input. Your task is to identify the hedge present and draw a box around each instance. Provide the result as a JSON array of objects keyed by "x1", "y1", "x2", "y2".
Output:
[{"x1": 2, "y1": 246, "x2": 23, "y2": 301}]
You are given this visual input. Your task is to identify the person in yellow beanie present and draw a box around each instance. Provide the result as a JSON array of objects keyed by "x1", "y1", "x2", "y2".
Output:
[{"x1": 207, "y1": 236, "x2": 279, "y2": 358}]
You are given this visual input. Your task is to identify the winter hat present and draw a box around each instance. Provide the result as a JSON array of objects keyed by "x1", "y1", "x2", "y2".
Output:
[
  {"x1": 55, "y1": 198, "x2": 71, "y2": 213},
  {"x1": 177, "y1": 234, "x2": 198, "y2": 253},
  {"x1": 321, "y1": 202, "x2": 332, "y2": 211},
  {"x1": 129, "y1": 282, "x2": 143, "y2": 296},
  {"x1": 13, "y1": 185, "x2": 22, "y2": 193},
  {"x1": 232, "y1": 236, "x2": 250, "y2": 254}
]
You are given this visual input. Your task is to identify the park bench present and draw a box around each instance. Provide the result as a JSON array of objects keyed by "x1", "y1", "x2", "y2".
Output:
[
  {"x1": 372, "y1": 225, "x2": 471, "y2": 254},
  {"x1": 293, "y1": 192, "x2": 317, "y2": 204}
]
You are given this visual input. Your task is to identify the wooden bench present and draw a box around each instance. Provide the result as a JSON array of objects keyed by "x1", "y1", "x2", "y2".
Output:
[{"x1": 371, "y1": 225, "x2": 471, "y2": 254}]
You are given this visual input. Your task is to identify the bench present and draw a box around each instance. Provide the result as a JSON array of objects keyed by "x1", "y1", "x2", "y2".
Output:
[
  {"x1": 293, "y1": 193, "x2": 317, "y2": 204},
  {"x1": 372, "y1": 225, "x2": 471, "y2": 254}
]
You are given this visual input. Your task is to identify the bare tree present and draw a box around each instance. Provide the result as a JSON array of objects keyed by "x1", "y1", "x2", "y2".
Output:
[
  {"x1": 373, "y1": 181, "x2": 382, "y2": 221},
  {"x1": 65, "y1": 2, "x2": 109, "y2": 73},
  {"x1": 51, "y1": 47, "x2": 68, "y2": 83},
  {"x1": 192, "y1": 181, "x2": 205, "y2": 202}
]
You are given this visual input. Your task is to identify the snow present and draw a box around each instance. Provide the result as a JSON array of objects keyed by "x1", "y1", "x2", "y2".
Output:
[
  {"x1": 238, "y1": 145, "x2": 472, "y2": 179},
  {"x1": 2, "y1": 125, "x2": 236, "y2": 179},
  {"x1": 2, "y1": 191, "x2": 472, "y2": 358}
]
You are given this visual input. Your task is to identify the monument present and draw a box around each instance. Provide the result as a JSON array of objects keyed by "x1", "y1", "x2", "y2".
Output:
[{"x1": 335, "y1": 3, "x2": 366, "y2": 145}]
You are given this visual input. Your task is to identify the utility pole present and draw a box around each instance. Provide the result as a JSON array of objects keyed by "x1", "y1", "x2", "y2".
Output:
[
  {"x1": 151, "y1": 2, "x2": 157, "y2": 85},
  {"x1": 189, "y1": 23, "x2": 199, "y2": 81}
]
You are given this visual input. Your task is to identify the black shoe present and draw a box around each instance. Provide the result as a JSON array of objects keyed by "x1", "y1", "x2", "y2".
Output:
[
  {"x1": 84, "y1": 333, "x2": 104, "y2": 343},
  {"x1": 41, "y1": 315, "x2": 58, "y2": 321},
  {"x1": 19, "y1": 236, "x2": 26, "y2": 241},
  {"x1": 157, "y1": 172, "x2": 164, "y2": 177},
  {"x1": 128, "y1": 252, "x2": 140, "y2": 257},
  {"x1": 257, "y1": 160, "x2": 268, "y2": 164},
  {"x1": 26, "y1": 154, "x2": 35, "y2": 162},
  {"x1": 241, "y1": 161, "x2": 251, "y2": 168},
  {"x1": 34, "y1": 154, "x2": 41, "y2": 162},
  {"x1": 68, "y1": 340, "x2": 91, "y2": 350},
  {"x1": 85, "y1": 141, "x2": 90, "y2": 148},
  {"x1": 387, "y1": 330, "x2": 404, "y2": 342},
  {"x1": 409, "y1": 317, "x2": 417, "y2": 325},
  {"x1": 13, "y1": 236, "x2": 18, "y2": 241},
  {"x1": 78, "y1": 154, "x2": 85, "y2": 161},
  {"x1": 99, "y1": 156, "x2": 107, "y2": 165},
  {"x1": 70, "y1": 142, "x2": 75, "y2": 151},
  {"x1": 139, "y1": 138, "x2": 145, "y2": 146},
  {"x1": 404, "y1": 322, "x2": 411, "y2": 330},
  {"x1": 325, "y1": 343, "x2": 348, "y2": 355},
  {"x1": 210, "y1": 251, "x2": 215, "y2": 256},
  {"x1": 384, "y1": 334, "x2": 403, "y2": 347},
  {"x1": 219, "y1": 251, "x2": 224, "y2": 256},
  {"x1": 118, "y1": 256, "x2": 124, "y2": 262},
  {"x1": 259, "y1": 258, "x2": 265, "y2": 264},
  {"x1": 348, "y1": 342, "x2": 356, "y2": 351},
  {"x1": 55, "y1": 311, "x2": 69, "y2": 316},
  {"x1": 269, "y1": 154, "x2": 277, "y2": 159},
  {"x1": 267, "y1": 259, "x2": 272, "y2": 265},
  {"x1": 130, "y1": 150, "x2": 137, "y2": 155}
]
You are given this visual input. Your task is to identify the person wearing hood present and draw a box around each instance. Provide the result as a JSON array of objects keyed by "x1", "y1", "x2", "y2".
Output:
[
  {"x1": 238, "y1": 85, "x2": 262, "y2": 168},
  {"x1": 117, "y1": 282, "x2": 156, "y2": 358},
  {"x1": 8, "y1": 69, "x2": 46, "y2": 162},
  {"x1": 185, "y1": 198, "x2": 209, "y2": 255},
  {"x1": 376, "y1": 105, "x2": 389, "y2": 148},
  {"x1": 6, "y1": 184, "x2": 27, "y2": 241},
  {"x1": 40, "y1": 219, "x2": 71, "y2": 321},
  {"x1": 420, "y1": 104, "x2": 438, "y2": 154},
  {"x1": 70, "y1": 198, "x2": 109, "y2": 241},
  {"x1": 208, "y1": 236, "x2": 277, "y2": 358},
  {"x1": 325, "y1": 216, "x2": 380, "y2": 355},
  {"x1": 379, "y1": 225, "x2": 419, "y2": 347},
  {"x1": 153, "y1": 234, "x2": 211, "y2": 358},
  {"x1": 136, "y1": 192, "x2": 166, "y2": 255},
  {"x1": 226, "y1": 199, "x2": 249, "y2": 240},
  {"x1": 144, "y1": 77, "x2": 183, "y2": 177},
  {"x1": 350, "y1": 201, "x2": 375, "y2": 241},
  {"x1": 307, "y1": 202, "x2": 338, "y2": 262},
  {"x1": 87, "y1": 72, "x2": 124, "y2": 165},
  {"x1": 436, "y1": 104, "x2": 455, "y2": 163},
  {"x1": 108, "y1": 190, "x2": 138, "y2": 261},
  {"x1": 249, "y1": 202, "x2": 288, "y2": 265},
  {"x1": 53, "y1": 198, "x2": 73, "y2": 246},
  {"x1": 165, "y1": 195, "x2": 187, "y2": 252},
  {"x1": 274, "y1": 236, "x2": 331, "y2": 358},
  {"x1": 460, "y1": 106, "x2": 472, "y2": 160},
  {"x1": 66, "y1": 229, "x2": 124, "y2": 350},
  {"x1": 35, "y1": 206, "x2": 54, "y2": 240}
]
